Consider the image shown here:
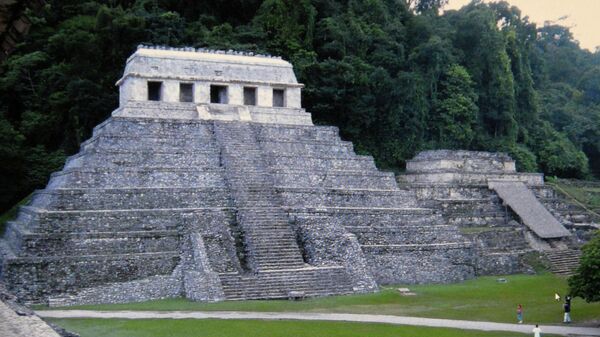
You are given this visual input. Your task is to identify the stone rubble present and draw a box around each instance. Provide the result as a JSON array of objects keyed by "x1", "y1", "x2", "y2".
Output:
[{"x1": 0, "y1": 283, "x2": 76, "y2": 337}]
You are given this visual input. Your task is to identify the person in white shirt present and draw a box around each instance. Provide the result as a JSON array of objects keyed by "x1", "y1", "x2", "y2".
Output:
[{"x1": 532, "y1": 324, "x2": 542, "y2": 337}]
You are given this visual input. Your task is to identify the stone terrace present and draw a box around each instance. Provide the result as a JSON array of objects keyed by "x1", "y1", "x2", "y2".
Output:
[{"x1": 0, "y1": 116, "x2": 476, "y2": 305}]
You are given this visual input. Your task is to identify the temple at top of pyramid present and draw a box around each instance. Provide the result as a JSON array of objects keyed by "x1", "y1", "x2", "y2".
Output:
[
  {"x1": 1, "y1": 46, "x2": 587, "y2": 307},
  {"x1": 114, "y1": 45, "x2": 311, "y2": 125}
]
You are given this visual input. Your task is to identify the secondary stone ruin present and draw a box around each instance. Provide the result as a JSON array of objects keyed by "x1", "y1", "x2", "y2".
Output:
[
  {"x1": 0, "y1": 46, "x2": 474, "y2": 305},
  {"x1": 399, "y1": 150, "x2": 597, "y2": 275}
]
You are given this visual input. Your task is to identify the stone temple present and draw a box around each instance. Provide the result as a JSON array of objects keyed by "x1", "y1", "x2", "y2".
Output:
[
  {"x1": 399, "y1": 150, "x2": 597, "y2": 276},
  {"x1": 0, "y1": 46, "x2": 595, "y2": 306}
]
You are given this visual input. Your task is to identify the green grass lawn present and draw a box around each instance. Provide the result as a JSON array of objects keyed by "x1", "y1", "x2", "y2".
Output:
[
  {"x1": 46, "y1": 273, "x2": 600, "y2": 325},
  {"x1": 46, "y1": 318, "x2": 546, "y2": 337}
]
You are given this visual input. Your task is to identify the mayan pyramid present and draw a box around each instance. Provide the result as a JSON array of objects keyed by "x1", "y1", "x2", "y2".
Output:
[{"x1": 0, "y1": 46, "x2": 474, "y2": 305}]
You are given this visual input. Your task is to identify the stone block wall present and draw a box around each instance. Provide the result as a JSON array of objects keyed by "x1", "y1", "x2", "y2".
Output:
[
  {"x1": 0, "y1": 117, "x2": 244, "y2": 303},
  {"x1": 253, "y1": 124, "x2": 475, "y2": 285}
]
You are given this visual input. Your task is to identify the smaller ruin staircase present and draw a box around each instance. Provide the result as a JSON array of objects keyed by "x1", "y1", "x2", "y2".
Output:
[
  {"x1": 212, "y1": 121, "x2": 354, "y2": 300},
  {"x1": 488, "y1": 180, "x2": 571, "y2": 239},
  {"x1": 545, "y1": 249, "x2": 582, "y2": 276},
  {"x1": 488, "y1": 180, "x2": 582, "y2": 274}
]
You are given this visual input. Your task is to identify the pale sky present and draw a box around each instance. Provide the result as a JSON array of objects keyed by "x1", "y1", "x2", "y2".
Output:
[{"x1": 445, "y1": 0, "x2": 600, "y2": 51}]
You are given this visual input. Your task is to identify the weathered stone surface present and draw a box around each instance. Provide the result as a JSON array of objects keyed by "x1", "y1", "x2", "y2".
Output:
[
  {"x1": 402, "y1": 150, "x2": 543, "y2": 185},
  {"x1": 117, "y1": 45, "x2": 304, "y2": 114},
  {"x1": 400, "y1": 150, "x2": 598, "y2": 276},
  {"x1": 0, "y1": 48, "x2": 475, "y2": 305},
  {"x1": 0, "y1": 283, "x2": 69, "y2": 337},
  {"x1": 489, "y1": 180, "x2": 570, "y2": 238}
]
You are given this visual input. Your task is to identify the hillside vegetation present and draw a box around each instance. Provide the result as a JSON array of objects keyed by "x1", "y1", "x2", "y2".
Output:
[{"x1": 1, "y1": 0, "x2": 599, "y2": 212}]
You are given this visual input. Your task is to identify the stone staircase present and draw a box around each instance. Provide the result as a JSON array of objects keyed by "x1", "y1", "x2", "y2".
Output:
[
  {"x1": 545, "y1": 249, "x2": 581, "y2": 276},
  {"x1": 213, "y1": 121, "x2": 305, "y2": 272},
  {"x1": 489, "y1": 181, "x2": 570, "y2": 238},
  {"x1": 219, "y1": 266, "x2": 353, "y2": 300},
  {"x1": 400, "y1": 179, "x2": 596, "y2": 276},
  {"x1": 211, "y1": 121, "x2": 358, "y2": 299},
  {"x1": 537, "y1": 186, "x2": 600, "y2": 240},
  {"x1": 0, "y1": 116, "x2": 477, "y2": 304}
]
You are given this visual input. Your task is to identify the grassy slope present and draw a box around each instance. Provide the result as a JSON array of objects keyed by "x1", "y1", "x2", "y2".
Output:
[
  {"x1": 547, "y1": 179, "x2": 600, "y2": 214},
  {"x1": 46, "y1": 319, "x2": 546, "y2": 337},
  {"x1": 48, "y1": 274, "x2": 600, "y2": 325}
]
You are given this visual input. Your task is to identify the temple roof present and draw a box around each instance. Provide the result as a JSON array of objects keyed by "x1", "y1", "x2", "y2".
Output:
[{"x1": 117, "y1": 45, "x2": 300, "y2": 87}]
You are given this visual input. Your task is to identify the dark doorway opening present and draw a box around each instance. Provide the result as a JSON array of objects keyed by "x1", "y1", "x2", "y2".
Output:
[
  {"x1": 244, "y1": 87, "x2": 257, "y2": 106},
  {"x1": 179, "y1": 83, "x2": 194, "y2": 102},
  {"x1": 210, "y1": 85, "x2": 228, "y2": 104},
  {"x1": 148, "y1": 81, "x2": 162, "y2": 101},
  {"x1": 273, "y1": 88, "x2": 285, "y2": 107}
]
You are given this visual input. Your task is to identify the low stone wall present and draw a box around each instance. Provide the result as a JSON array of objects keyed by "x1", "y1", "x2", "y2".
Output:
[
  {"x1": 2, "y1": 252, "x2": 180, "y2": 303},
  {"x1": 401, "y1": 171, "x2": 544, "y2": 185},
  {"x1": 4, "y1": 224, "x2": 179, "y2": 256},
  {"x1": 181, "y1": 233, "x2": 225, "y2": 302},
  {"x1": 1, "y1": 283, "x2": 66, "y2": 337},
  {"x1": 114, "y1": 102, "x2": 314, "y2": 126},
  {"x1": 474, "y1": 252, "x2": 527, "y2": 276},
  {"x1": 48, "y1": 167, "x2": 226, "y2": 189},
  {"x1": 364, "y1": 244, "x2": 475, "y2": 284},
  {"x1": 278, "y1": 188, "x2": 417, "y2": 208},
  {"x1": 30, "y1": 188, "x2": 230, "y2": 210},
  {"x1": 49, "y1": 270, "x2": 183, "y2": 307},
  {"x1": 406, "y1": 150, "x2": 515, "y2": 173},
  {"x1": 272, "y1": 170, "x2": 397, "y2": 189}
]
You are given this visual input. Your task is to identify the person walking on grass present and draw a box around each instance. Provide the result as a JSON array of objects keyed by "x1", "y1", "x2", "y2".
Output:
[
  {"x1": 517, "y1": 304, "x2": 523, "y2": 324},
  {"x1": 563, "y1": 300, "x2": 571, "y2": 323},
  {"x1": 532, "y1": 324, "x2": 542, "y2": 337}
]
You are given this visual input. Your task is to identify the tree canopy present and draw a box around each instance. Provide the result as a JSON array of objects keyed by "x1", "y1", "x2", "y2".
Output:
[
  {"x1": 1, "y1": 0, "x2": 599, "y2": 212},
  {"x1": 569, "y1": 231, "x2": 600, "y2": 302}
]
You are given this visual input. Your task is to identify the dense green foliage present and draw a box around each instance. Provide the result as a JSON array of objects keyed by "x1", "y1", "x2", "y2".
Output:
[
  {"x1": 1, "y1": 0, "x2": 599, "y2": 212},
  {"x1": 569, "y1": 231, "x2": 600, "y2": 302}
]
